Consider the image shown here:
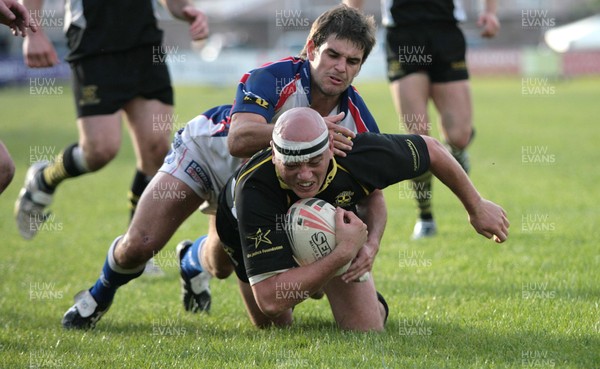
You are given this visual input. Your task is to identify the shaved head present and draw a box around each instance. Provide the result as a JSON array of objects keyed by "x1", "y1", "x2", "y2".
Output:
[{"x1": 272, "y1": 108, "x2": 330, "y2": 163}]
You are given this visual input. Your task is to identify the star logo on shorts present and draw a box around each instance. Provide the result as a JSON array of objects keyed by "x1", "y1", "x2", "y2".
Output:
[{"x1": 247, "y1": 228, "x2": 272, "y2": 249}]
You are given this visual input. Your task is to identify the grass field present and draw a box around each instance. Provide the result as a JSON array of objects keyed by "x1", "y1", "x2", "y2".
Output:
[{"x1": 0, "y1": 76, "x2": 599, "y2": 368}]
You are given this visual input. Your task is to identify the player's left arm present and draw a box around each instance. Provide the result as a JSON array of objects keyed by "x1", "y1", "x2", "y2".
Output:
[
  {"x1": 422, "y1": 136, "x2": 509, "y2": 243},
  {"x1": 341, "y1": 189, "x2": 387, "y2": 283},
  {"x1": 161, "y1": 0, "x2": 208, "y2": 41}
]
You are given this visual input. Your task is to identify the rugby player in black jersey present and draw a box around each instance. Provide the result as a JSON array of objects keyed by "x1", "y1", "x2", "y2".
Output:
[{"x1": 200, "y1": 107, "x2": 509, "y2": 331}]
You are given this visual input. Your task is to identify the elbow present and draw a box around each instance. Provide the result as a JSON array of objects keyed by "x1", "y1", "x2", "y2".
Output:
[
  {"x1": 227, "y1": 135, "x2": 247, "y2": 158},
  {"x1": 421, "y1": 135, "x2": 445, "y2": 167}
]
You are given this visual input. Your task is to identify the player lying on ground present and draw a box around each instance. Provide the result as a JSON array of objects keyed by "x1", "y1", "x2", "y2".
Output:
[{"x1": 178, "y1": 107, "x2": 509, "y2": 331}]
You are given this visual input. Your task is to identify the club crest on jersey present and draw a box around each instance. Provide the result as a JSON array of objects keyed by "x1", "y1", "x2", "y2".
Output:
[
  {"x1": 184, "y1": 161, "x2": 213, "y2": 191},
  {"x1": 334, "y1": 191, "x2": 354, "y2": 207},
  {"x1": 243, "y1": 94, "x2": 269, "y2": 109}
]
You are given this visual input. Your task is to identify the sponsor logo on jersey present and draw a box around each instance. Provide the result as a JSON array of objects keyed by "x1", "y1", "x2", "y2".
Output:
[
  {"x1": 184, "y1": 161, "x2": 213, "y2": 190},
  {"x1": 405, "y1": 139, "x2": 421, "y2": 171},
  {"x1": 243, "y1": 94, "x2": 269, "y2": 109},
  {"x1": 247, "y1": 228, "x2": 272, "y2": 249}
]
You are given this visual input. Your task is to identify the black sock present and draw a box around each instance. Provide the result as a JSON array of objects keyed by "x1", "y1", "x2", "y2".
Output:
[
  {"x1": 41, "y1": 143, "x2": 88, "y2": 191},
  {"x1": 128, "y1": 169, "x2": 153, "y2": 219}
]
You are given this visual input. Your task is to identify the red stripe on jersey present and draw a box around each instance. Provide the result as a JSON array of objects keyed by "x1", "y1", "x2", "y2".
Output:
[
  {"x1": 348, "y1": 97, "x2": 368, "y2": 133},
  {"x1": 259, "y1": 56, "x2": 298, "y2": 69},
  {"x1": 239, "y1": 72, "x2": 250, "y2": 84},
  {"x1": 274, "y1": 75, "x2": 299, "y2": 111}
]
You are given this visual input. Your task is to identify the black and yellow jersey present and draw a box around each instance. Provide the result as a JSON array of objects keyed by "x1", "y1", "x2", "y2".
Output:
[
  {"x1": 216, "y1": 133, "x2": 430, "y2": 283},
  {"x1": 64, "y1": 0, "x2": 163, "y2": 61}
]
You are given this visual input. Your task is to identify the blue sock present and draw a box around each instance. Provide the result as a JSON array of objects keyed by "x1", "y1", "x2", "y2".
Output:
[
  {"x1": 89, "y1": 236, "x2": 145, "y2": 305},
  {"x1": 180, "y1": 235, "x2": 207, "y2": 277}
]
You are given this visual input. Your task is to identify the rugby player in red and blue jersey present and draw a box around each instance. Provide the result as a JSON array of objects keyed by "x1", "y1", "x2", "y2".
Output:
[{"x1": 61, "y1": 5, "x2": 387, "y2": 330}]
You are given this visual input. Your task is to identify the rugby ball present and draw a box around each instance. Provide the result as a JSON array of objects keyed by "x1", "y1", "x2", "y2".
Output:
[{"x1": 285, "y1": 198, "x2": 350, "y2": 276}]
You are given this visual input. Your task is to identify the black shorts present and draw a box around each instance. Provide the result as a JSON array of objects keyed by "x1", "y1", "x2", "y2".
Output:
[
  {"x1": 385, "y1": 22, "x2": 469, "y2": 83},
  {"x1": 69, "y1": 44, "x2": 173, "y2": 117}
]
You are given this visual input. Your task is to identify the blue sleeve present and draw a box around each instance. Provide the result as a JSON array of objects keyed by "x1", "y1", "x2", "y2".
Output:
[{"x1": 230, "y1": 68, "x2": 280, "y2": 122}]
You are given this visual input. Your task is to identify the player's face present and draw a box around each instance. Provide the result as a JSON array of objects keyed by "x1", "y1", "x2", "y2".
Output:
[
  {"x1": 275, "y1": 151, "x2": 333, "y2": 199},
  {"x1": 308, "y1": 36, "x2": 363, "y2": 97}
]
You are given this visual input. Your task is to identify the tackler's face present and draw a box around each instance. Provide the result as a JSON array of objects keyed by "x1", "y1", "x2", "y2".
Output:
[{"x1": 307, "y1": 35, "x2": 363, "y2": 97}]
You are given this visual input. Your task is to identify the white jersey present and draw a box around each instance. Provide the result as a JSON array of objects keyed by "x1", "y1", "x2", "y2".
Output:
[{"x1": 159, "y1": 105, "x2": 242, "y2": 214}]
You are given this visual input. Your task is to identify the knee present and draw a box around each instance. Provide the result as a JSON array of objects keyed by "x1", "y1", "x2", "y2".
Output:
[
  {"x1": 115, "y1": 228, "x2": 160, "y2": 268},
  {"x1": 442, "y1": 113, "x2": 473, "y2": 150},
  {"x1": 145, "y1": 138, "x2": 170, "y2": 167},
  {"x1": 82, "y1": 142, "x2": 119, "y2": 171},
  {"x1": 445, "y1": 126, "x2": 473, "y2": 150}
]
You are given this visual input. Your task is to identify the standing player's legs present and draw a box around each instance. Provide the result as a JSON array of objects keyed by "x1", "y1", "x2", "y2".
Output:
[
  {"x1": 324, "y1": 277, "x2": 387, "y2": 331},
  {"x1": 429, "y1": 23, "x2": 472, "y2": 174},
  {"x1": 14, "y1": 111, "x2": 123, "y2": 239},
  {"x1": 431, "y1": 80, "x2": 473, "y2": 172},
  {"x1": 390, "y1": 73, "x2": 437, "y2": 239},
  {"x1": 62, "y1": 173, "x2": 205, "y2": 330},
  {"x1": 123, "y1": 97, "x2": 172, "y2": 217}
]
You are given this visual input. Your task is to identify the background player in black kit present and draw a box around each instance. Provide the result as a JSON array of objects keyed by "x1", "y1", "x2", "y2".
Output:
[
  {"x1": 189, "y1": 107, "x2": 509, "y2": 331},
  {"x1": 15, "y1": 0, "x2": 208, "y2": 273},
  {"x1": 345, "y1": 0, "x2": 500, "y2": 239}
]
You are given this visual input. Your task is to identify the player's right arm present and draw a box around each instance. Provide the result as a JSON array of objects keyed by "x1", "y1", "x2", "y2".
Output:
[
  {"x1": 423, "y1": 135, "x2": 509, "y2": 242},
  {"x1": 22, "y1": 0, "x2": 59, "y2": 67},
  {"x1": 227, "y1": 112, "x2": 272, "y2": 158},
  {"x1": 0, "y1": 0, "x2": 36, "y2": 36},
  {"x1": 228, "y1": 111, "x2": 355, "y2": 159}
]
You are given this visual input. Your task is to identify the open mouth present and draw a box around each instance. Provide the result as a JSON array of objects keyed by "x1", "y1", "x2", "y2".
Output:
[
  {"x1": 328, "y1": 75, "x2": 343, "y2": 85},
  {"x1": 296, "y1": 181, "x2": 316, "y2": 193}
]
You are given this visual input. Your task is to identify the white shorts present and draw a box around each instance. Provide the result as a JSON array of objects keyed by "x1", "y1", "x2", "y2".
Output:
[{"x1": 158, "y1": 113, "x2": 242, "y2": 215}]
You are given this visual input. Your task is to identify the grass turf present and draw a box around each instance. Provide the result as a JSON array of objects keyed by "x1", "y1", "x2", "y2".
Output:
[{"x1": 0, "y1": 77, "x2": 598, "y2": 368}]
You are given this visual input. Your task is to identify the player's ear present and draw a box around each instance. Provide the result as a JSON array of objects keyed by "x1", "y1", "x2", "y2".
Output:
[
  {"x1": 306, "y1": 40, "x2": 316, "y2": 61},
  {"x1": 270, "y1": 141, "x2": 276, "y2": 164}
]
